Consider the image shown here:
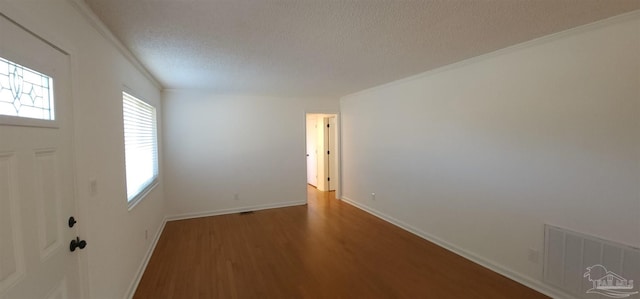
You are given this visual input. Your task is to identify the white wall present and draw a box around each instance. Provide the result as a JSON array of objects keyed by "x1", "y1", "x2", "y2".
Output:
[
  {"x1": 341, "y1": 13, "x2": 639, "y2": 296},
  {"x1": 163, "y1": 91, "x2": 339, "y2": 218},
  {"x1": 328, "y1": 116, "x2": 338, "y2": 191},
  {"x1": 0, "y1": 1, "x2": 165, "y2": 298}
]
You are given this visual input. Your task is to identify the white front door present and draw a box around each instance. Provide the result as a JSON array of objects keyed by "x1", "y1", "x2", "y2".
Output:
[{"x1": 0, "y1": 14, "x2": 82, "y2": 299}]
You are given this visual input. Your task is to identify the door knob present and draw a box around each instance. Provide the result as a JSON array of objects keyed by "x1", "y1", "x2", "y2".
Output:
[{"x1": 70, "y1": 237, "x2": 87, "y2": 252}]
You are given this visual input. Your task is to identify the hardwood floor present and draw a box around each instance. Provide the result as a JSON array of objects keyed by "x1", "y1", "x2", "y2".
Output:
[{"x1": 134, "y1": 186, "x2": 548, "y2": 298}]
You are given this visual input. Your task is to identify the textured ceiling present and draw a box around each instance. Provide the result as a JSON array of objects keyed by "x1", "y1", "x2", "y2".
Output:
[{"x1": 85, "y1": 0, "x2": 639, "y2": 97}]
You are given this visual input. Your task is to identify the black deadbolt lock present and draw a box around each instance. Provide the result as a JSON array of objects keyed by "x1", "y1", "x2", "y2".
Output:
[{"x1": 68, "y1": 216, "x2": 77, "y2": 228}]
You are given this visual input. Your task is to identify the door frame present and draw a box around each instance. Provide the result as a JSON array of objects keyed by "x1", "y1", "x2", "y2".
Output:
[
  {"x1": 0, "y1": 3, "x2": 90, "y2": 298},
  {"x1": 304, "y1": 111, "x2": 341, "y2": 200}
]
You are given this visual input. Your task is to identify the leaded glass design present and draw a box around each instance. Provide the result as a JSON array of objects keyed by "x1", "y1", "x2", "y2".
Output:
[{"x1": 0, "y1": 56, "x2": 54, "y2": 120}]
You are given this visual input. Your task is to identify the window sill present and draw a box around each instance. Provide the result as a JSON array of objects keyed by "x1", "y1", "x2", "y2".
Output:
[{"x1": 127, "y1": 180, "x2": 158, "y2": 211}]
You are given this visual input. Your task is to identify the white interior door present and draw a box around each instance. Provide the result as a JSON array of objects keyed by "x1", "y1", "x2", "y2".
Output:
[
  {"x1": 0, "y1": 14, "x2": 82, "y2": 299},
  {"x1": 305, "y1": 114, "x2": 318, "y2": 187}
]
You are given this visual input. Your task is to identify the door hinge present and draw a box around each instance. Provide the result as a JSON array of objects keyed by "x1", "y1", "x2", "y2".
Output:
[
  {"x1": 327, "y1": 177, "x2": 330, "y2": 181},
  {"x1": 327, "y1": 124, "x2": 330, "y2": 128},
  {"x1": 327, "y1": 150, "x2": 330, "y2": 155}
]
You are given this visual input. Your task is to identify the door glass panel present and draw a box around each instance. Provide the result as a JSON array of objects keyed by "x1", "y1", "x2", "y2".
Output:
[{"x1": 0, "y1": 56, "x2": 54, "y2": 120}]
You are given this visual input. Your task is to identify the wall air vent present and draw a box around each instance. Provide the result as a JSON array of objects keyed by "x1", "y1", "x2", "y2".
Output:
[{"x1": 544, "y1": 224, "x2": 640, "y2": 298}]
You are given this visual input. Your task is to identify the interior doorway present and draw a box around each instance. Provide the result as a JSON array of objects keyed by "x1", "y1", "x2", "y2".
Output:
[{"x1": 305, "y1": 113, "x2": 339, "y2": 193}]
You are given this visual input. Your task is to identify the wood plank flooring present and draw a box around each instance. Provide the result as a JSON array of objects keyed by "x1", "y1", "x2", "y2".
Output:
[{"x1": 134, "y1": 186, "x2": 548, "y2": 298}]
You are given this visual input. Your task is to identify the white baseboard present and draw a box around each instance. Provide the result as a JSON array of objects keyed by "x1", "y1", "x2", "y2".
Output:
[
  {"x1": 340, "y1": 196, "x2": 574, "y2": 299},
  {"x1": 125, "y1": 218, "x2": 167, "y2": 299},
  {"x1": 166, "y1": 200, "x2": 307, "y2": 221}
]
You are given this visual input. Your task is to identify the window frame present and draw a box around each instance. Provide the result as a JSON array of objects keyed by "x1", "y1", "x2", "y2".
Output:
[
  {"x1": 122, "y1": 90, "x2": 159, "y2": 210},
  {"x1": 0, "y1": 55, "x2": 59, "y2": 128}
]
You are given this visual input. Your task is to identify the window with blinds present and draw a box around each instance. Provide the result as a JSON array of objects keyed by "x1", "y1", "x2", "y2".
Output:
[{"x1": 122, "y1": 91, "x2": 158, "y2": 205}]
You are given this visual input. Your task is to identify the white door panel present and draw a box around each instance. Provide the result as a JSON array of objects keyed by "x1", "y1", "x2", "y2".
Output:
[
  {"x1": 306, "y1": 115, "x2": 318, "y2": 186},
  {"x1": 0, "y1": 14, "x2": 81, "y2": 299}
]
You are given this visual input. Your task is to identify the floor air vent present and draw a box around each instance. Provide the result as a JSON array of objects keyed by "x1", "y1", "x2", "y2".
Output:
[{"x1": 544, "y1": 224, "x2": 640, "y2": 298}]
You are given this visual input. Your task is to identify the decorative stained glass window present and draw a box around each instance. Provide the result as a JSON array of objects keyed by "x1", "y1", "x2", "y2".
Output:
[{"x1": 0, "y1": 56, "x2": 54, "y2": 120}]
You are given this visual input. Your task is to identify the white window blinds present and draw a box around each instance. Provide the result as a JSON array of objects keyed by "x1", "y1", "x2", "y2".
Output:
[{"x1": 123, "y1": 92, "x2": 158, "y2": 203}]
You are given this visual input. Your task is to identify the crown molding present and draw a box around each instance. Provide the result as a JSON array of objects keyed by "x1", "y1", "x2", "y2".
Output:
[
  {"x1": 67, "y1": 0, "x2": 163, "y2": 90},
  {"x1": 342, "y1": 9, "x2": 640, "y2": 100}
]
